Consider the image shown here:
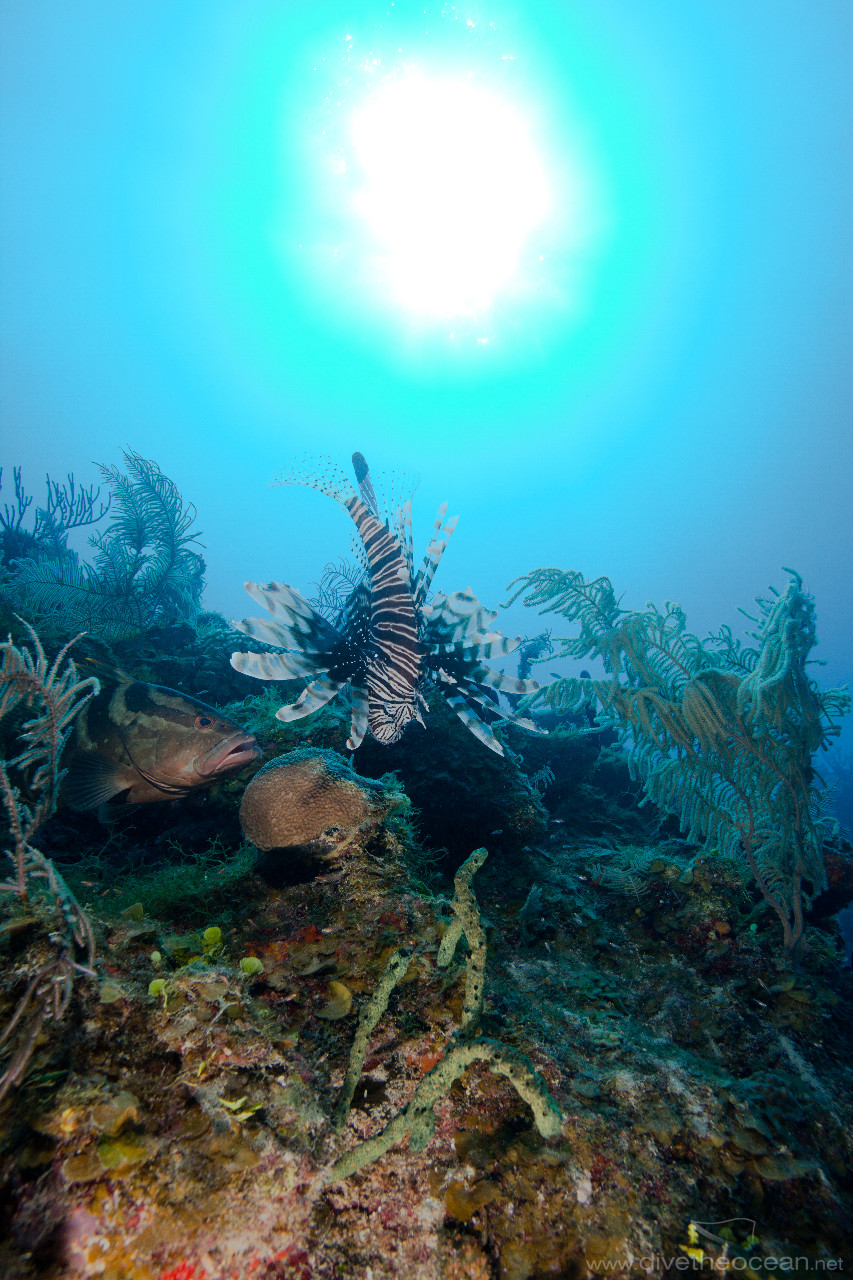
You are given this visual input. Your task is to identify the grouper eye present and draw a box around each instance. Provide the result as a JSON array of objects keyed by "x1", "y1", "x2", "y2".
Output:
[{"x1": 194, "y1": 714, "x2": 214, "y2": 729}]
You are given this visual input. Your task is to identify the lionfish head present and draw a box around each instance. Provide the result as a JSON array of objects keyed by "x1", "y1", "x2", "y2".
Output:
[{"x1": 368, "y1": 697, "x2": 425, "y2": 745}]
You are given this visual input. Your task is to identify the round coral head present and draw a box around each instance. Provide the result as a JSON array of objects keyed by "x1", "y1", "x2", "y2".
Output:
[{"x1": 239, "y1": 748, "x2": 387, "y2": 852}]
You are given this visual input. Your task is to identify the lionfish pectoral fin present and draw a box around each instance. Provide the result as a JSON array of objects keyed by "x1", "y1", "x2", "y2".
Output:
[
  {"x1": 239, "y1": 581, "x2": 340, "y2": 655},
  {"x1": 496, "y1": 706, "x2": 548, "y2": 734},
  {"x1": 421, "y1": 588, "x2": 498, "y2": 641},
  {"x1": 232, "y1": 614, "x2": 338, "y2": 660},
  {"x1": 230, "y1": 650, "x2": 327, "y2": 681},
  {"x1": 458, "y1": 679, "x2": 548, "y2": 736},
  {"x1": 441, "y1": 691, "x2": 506, "y2": 756},
  {"x1": 347, "y1": 685, "x2": 370, "y2": 751},
  {"x1": 435, "y1": 671, "x2": 548, "y2": 747},
  {"x1": 472, "y1": 668, "x2": 540, "y2": 695},
  {"x1": 511, "y1": 715, "x2": 548, "y2": 735},
  {"x1": 275, "y1": 676, "x2": 346, "y2": 722},
  {"x1": 427, "y1": 633, "x2": 522, "y2": 662}
]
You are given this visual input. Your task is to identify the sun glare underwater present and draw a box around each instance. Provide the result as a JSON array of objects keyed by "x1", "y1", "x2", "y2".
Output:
[
  {"x1": 279, "y1": 11, "x2": 611, "y2": 355},
  {"x1": 348, "y1": 73, "x2": 552, "y2": 317},
  {"x1": 184, "y1": 3, "x2": 631, "y2": 385}
]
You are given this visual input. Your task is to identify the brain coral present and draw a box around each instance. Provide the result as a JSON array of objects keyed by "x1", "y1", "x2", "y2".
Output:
[{"x1": 239, "y1": 748, "x2": 390, "y2": 852}]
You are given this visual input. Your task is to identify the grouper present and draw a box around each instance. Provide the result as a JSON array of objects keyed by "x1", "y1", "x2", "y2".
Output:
[{"x1": 63, "y1": 671, "x2": 260, "y2": 821}]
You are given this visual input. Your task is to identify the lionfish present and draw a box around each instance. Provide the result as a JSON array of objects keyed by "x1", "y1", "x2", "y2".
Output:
[{"x1": 229, "y1": 453, "x2": 544, "y2": 755}]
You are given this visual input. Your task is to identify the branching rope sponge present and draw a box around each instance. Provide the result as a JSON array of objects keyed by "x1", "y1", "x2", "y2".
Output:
[
  {"x1": 329, "y1": 846, "x2": 563, "y2": 1180},
  {"x1": 329, "y1": 1037, "x2": 562, "y2": 1181},
  {"x1": 332, "y1": 947, "x2": 412, "y2": 1132},
  {"x1": 436, "y1": 845, "x2": 488, "y2": 1034}
]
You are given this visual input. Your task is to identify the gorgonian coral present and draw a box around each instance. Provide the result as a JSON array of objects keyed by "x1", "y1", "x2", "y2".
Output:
[
  {"x1": 2, "y1": 450, "x2": 204, "y2": 640},
  {"x1": 0, "y1": 624, "x2": 98, "y2": 1098}
]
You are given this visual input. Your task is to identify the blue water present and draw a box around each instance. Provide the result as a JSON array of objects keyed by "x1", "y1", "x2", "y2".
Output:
[{"x1": 2, "y1": 1, "x2": 851, "y2": 741}]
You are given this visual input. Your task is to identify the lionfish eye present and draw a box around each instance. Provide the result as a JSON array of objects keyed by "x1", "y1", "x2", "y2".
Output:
[{"x1": 195, "y1": 715, "x2": 214, "y2": 729}]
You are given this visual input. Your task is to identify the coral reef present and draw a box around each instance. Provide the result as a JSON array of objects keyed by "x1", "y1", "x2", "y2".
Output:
[
  {"x1": 507, "y1": 567, "x2": 850, "y2": 951},
  {"x1": 1, "y1": 568, "x2": 851, "y2": 1279},
  {"x1": 2, "y1": 779, "x2": 850, "y2": 1279}
]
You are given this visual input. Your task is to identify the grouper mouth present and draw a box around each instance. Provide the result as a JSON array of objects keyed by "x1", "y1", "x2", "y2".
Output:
[{"x1": 194, "y1": 731, "x2": 261, "y2": 778}]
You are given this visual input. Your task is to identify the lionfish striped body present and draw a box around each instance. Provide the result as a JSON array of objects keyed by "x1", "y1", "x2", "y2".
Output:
[
  {"x1": 343, "y1": 487, "x2": 423, "y2": 744},
  {"x1": 230, "y1": 454, "x2": 544, "y2": 755}
]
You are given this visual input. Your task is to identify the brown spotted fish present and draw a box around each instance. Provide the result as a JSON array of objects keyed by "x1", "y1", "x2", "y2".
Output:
[{"x1": 63, "y1": 672, "x2": 260, "y2": 821}]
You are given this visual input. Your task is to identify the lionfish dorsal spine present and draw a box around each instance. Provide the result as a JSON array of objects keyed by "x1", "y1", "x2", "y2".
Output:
[
  {"x1": 412, "y1": 504, "x2": 458, "y2": 605},
  {"x1": 351, "y1": 451, "x2": 378, "y2": 516},
  {"x1": 396, "y1": 497, "x2": 416, "y2": 588}
]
